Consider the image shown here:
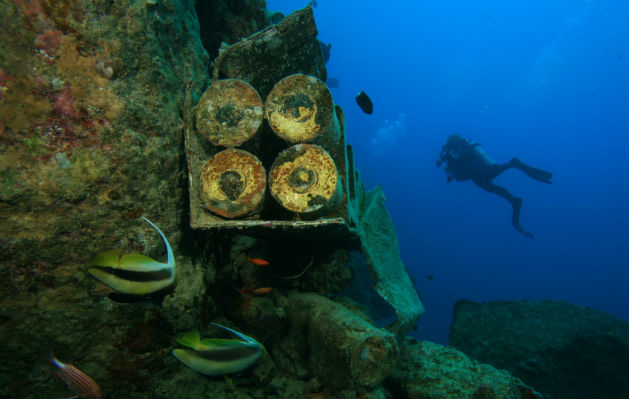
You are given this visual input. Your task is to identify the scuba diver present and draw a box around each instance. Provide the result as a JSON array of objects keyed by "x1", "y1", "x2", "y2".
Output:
[{"x1": 436, "y1": 134, "x2": 553, "y2": 238}]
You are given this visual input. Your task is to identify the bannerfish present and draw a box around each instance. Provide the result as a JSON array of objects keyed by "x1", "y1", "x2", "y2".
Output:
[
  {"x1": 49, "y1": 354, "x2": 102, "y2": 399},
  {"x1": 88, "y1": 217, "x2": 175, "y2": 300},
  {"x1": 172, "y1": 323, "x2": 265, "y2": 377},
  {"x1": 355, "y1": 90, "x2": 373, "y2": 114}
]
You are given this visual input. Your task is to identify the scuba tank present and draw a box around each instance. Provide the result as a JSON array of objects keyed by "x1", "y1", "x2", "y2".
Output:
[{"x1": 470, "y1": 144, "x2": 495, "y2": 166}]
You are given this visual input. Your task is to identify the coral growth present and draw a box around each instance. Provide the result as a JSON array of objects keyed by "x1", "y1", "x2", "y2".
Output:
[
  {"x1": 0, "y1": 32, "x2": 121, "y2": 157},
  {"x1": 0, "y1": 75, "x2": 52, "y2": 134},
  {"x1": 11, "y1": 0, "x2": 47, "y2": 31},
  {"x1": 33, "y1": 29, "x2": 62, "y2": 61},
  {"x1": 0, "y1": 70, "x2": 16, "y2": 101},
  {"x1": 53, "y1": 87, "x2": 79, "y2": 119},
  {"x1": 29, "y1": 0, "x2": 86, "y2": 34}
]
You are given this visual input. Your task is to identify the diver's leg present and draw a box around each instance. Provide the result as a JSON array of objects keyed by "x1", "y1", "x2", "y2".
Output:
[
  {"x1": 473, "y1": 179, "x2": 534, "y2": 238},
  {"x1": 510, "y1": 198, "x2": 533, "y2": 238},
  {"x1": 485, "y1": 159, "x2": 517, "y2": 180},
  {"x1": 511, "y1": 158, "x2": 553, "y2": 184}
]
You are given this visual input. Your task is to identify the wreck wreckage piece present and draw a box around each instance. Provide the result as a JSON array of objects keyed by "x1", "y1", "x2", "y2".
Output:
[
  {"x1": 183, "y1": 5, "x2": 423, "y2": 339},
  {"x1": 285, "y1": 292, "x2": 398, "y2": 390}
]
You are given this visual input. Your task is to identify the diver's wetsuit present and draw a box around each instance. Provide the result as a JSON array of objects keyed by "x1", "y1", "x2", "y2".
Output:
[{"x1": 437, "y1": 134, "x2": 552, "y2": 238}]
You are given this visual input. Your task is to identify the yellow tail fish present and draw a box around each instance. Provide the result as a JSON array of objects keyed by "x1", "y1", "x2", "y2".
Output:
[
  {"x1": 88, "y1": 217, "x2": 175, "y2": 299},
  {"x1": 172, "y1": 323, "x2": 264, "y2": 376}
]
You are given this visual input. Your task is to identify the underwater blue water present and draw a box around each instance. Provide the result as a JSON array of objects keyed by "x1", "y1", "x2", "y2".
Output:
[{"x1": 267, "y1": 0, "x2": 629, "y2": 344}]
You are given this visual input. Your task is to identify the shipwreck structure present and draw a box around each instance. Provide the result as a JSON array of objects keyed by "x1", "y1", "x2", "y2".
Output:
[{"x1": 184, "y1": 5, "x2": 424, "y2": 340}]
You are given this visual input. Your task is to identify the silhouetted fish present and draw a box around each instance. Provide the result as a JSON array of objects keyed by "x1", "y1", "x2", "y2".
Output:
[{"x1": 355, "y1": 91, "x2": 373, "y2": 114}]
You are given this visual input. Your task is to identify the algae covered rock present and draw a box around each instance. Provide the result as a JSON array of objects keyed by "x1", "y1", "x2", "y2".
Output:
[
  {"x1": 284, "y1": 292, "x2": 398, "y2": 391},
  {"x1": 387, "y1": 338, "x2": 542, "y2": 399},
  {"x1": 449, "y1": 299, "x2": 629, "y2": 399},
  {"x1": 0, "y1": 0, "x2": 228, "y2": 397},
  {"x1": 0, "y1": 0, "x2": 209, "y2": 293}
]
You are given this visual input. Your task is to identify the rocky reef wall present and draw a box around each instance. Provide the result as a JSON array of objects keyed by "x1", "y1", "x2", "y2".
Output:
[
  {"x1": 450, "y1": 299, "x2": 629, "y2": 399},
  {"x1": 0, "y1": 0, "x2": 211, "y2": 397}
]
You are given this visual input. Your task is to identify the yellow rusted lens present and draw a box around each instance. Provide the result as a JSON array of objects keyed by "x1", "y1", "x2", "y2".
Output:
[
  {"x1": 195, "y1": 79, "x2": 264, "y2": 147},
  {"x1": 265, "y1": 74, "x2": 333, "y2": 143},
  {"x1": 200, "y1": 149, "x2": 266, "y2": 218},
  {"x1": 269, "y1": 144, "x2": 341, "y2": 214}
]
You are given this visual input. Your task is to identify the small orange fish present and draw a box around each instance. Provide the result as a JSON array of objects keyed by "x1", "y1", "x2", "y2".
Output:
[
  {"x1": 234, "y1": 283, "x2": 254, "y2": 294},
  {"x1": 245, "y1": 257, "x2": 269, "y2": 266},
  {"x1": 252, "y1": 287, "x2": 273, "y2": 295}
]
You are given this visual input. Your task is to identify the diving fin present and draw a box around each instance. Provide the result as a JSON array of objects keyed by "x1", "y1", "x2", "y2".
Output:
[{"x1": 512, "y1": 158, "x2": 552, "y2": 184}]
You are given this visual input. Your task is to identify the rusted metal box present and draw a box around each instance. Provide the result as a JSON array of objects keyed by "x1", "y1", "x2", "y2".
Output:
[{"x1": 184, "y1": 79, "x2": 360, "y2": 243}]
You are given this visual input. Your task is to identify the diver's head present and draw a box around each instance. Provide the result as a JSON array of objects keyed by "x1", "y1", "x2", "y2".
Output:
[
  {"x1": 446, "y1": 134, "x2": 469, "y2": 150},
  {"x1": 446, "y1": 134, "x2": 464, "y2": 143}
]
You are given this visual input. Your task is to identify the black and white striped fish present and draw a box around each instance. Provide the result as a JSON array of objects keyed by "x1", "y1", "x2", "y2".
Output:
[
  {"x1": 172, "y1": 323, "x2": 264, "y2": 376},
  {"x1": 88, "y1": 217, "x2": 175, "y2": 300}
]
